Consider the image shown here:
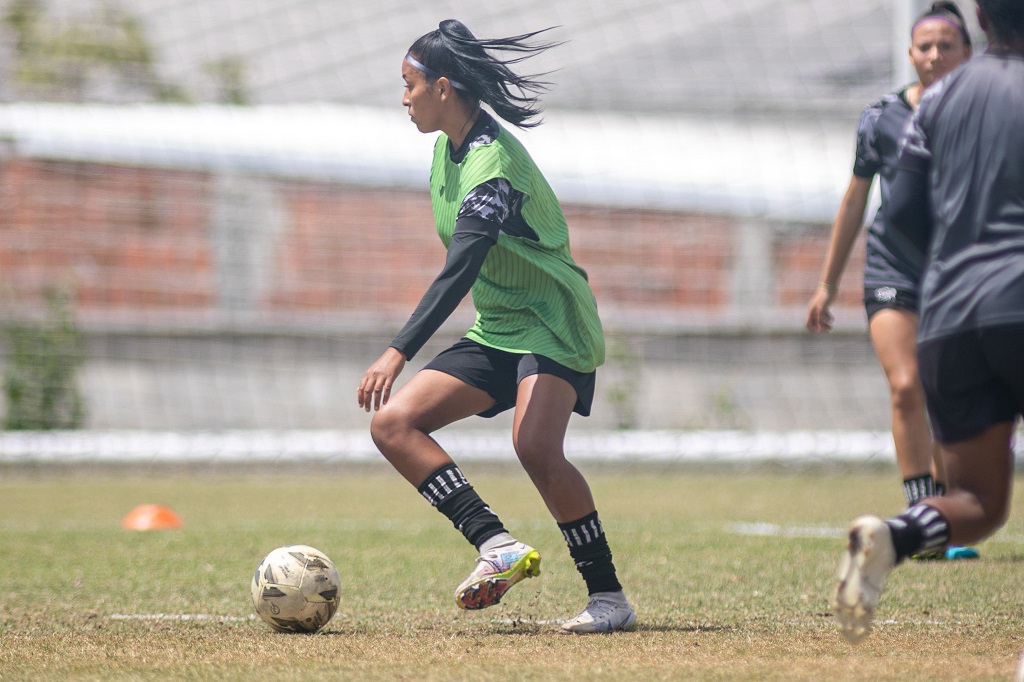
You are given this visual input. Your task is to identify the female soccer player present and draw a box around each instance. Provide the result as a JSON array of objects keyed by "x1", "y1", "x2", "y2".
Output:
[
  {"x1": 832, "y1": 0, "x2": 1024, "y2": 644},
  {"x1": 806, "y1": 2, "x2": 972, "y2": 541},
  {"x1": 356, "y1": 19, "x2": 636, "y2": 634}
]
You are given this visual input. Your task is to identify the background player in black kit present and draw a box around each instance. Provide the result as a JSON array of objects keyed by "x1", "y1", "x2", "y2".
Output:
[
  {"x1": 831, "y1": 0, "x2": 1024, "y2": 644},
  {"x1": 806, "y1": 3, "x2": 972, "y2": 546}
]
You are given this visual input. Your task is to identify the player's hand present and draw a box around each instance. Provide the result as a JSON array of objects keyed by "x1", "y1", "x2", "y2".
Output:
[
  {"x1": 806, "y1": 287, "x2": 835, "y2": 334},
  {"x1": 358, "y1": 347, "x2": 406, "y2": 412}
]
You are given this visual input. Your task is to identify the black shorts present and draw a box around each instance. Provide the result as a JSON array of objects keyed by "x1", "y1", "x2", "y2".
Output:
[
  {"x1": 917, "y1": 323, "x2": 1024, "y2": 443},
  {"x1": 422, "y1": 337, "x2": 596, "y2": 418},
  {"x1": 864, "y1": 286, "x2": 920, "y2": 319}
]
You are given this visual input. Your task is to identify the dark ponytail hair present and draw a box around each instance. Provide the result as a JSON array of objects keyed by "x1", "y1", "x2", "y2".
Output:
[
  {"x1": 913, "y1": 1, "x2": 972, "y2": 46},
  {"x1": 977, "y1": 0, "x2": 1024, "y2": 45},
  {"x1": 408, "y1": 19, "x2": 562, "y2": 129}
]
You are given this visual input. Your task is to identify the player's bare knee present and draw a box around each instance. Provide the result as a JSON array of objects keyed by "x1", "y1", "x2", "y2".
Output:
[
  {"x1": 949, "y1": 484, "x2": 1013, "y2": 537},
  {"x1": 369, "y1": 405, "x2": 411, "y2": 455},
  {"x1": 889, "y1": 375, "x2": 925, "y2": 413},
  {"x1": 986, "y1": 496, "x2": 1012, "y2": 533},
  {"x1": 514, "y1": 438, "x2": 565, "y2": 481}
]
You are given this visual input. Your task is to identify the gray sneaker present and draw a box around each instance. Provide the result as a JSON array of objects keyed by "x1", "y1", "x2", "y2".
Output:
[
  {"x1": 832, "y1": 515, "x2": 897, "y2": 644},
  {"x1": 560, "y1": 591, "x2": 637, "y2": 634}
]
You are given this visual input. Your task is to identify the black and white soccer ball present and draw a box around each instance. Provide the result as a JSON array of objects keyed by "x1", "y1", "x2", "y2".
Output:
[{"x1": 250, "y1": 545, "x2": 341, "y2": 633}]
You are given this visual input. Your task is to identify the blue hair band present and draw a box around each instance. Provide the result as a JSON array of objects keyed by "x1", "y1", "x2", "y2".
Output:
[{"x1": 405, "y1": 53, "x2": 468, "y2": 91}]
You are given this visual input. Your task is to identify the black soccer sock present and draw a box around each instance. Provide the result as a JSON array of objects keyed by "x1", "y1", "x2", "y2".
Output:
[
  {"x1": 902, "y1": 473, "x2": 936, "y2": 506},
  {"x1": 886, "y1": 503, "x2": 951, "y2": 563},
  {"x1": 558, "y1": 511, "x2": 622, "y2": 595},
  {"x1": 417, "y1": 463, "x2": 506, "y2": 549}
]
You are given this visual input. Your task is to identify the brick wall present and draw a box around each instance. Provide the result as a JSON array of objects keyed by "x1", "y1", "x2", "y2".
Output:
[
  {"x1": 1, "y1": 159, "x2": 214, "y2": 309},
  {"x1": 0, "y1": 158, "x2": 867, "y2": 327}
]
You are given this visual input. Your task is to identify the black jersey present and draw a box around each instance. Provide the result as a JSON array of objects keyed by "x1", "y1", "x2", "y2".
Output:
[
  {"x1": 853, "y1": 88, "x2": 927, "y2": 291},
  {"x1": 899, "y1": 53, "x2": 1024, "y2": 343}
]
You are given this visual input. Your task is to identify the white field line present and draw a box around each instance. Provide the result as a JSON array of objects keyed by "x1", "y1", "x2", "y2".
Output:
[{"x1": 727, "y1": 522, "x2": 846, "y2": 539}]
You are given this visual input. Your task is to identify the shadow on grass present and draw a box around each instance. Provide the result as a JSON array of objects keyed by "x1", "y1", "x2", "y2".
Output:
[
  {"x1": 318, "y1": 620, "x2": 739, "y2": 637},
  {"x1": 633, "y1": 622, "x2": 738, "y2": 633},
  {"x1": 484, "y1": 621, "x2": 739, "y2": 636}
]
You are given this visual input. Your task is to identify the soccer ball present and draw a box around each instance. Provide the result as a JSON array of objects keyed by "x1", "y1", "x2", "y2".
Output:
[{"x1": 250, "y1": 545, "x2": 341, "y2": 633}]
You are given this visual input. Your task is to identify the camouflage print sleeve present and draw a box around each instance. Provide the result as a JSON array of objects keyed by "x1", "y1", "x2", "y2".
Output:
[{"x1": 457, "y1": 178, "x2": 523, "y2": 226}]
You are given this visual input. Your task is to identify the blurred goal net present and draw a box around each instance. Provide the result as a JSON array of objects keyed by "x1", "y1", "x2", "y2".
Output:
[{"x1": 2, "y1": 0, "x2": 1006, "y2": 462}]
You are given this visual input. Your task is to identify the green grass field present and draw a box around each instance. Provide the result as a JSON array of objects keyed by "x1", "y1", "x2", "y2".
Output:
[{"x1": 1, "y1": 463, "x2": 1022, "y2": 681}]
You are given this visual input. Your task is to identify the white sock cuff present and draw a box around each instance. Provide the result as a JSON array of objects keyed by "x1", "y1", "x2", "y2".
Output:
[{"x1": 478, "y1": 532, "x2": 517, "y2": 555}]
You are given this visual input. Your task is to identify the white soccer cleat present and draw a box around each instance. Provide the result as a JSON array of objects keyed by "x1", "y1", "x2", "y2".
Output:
[
  {"x1": 832, "y1": 515, "x2": 897, "y2": 644},
  {"x1": 454, "y1": 541, "x2": 541, "y2": 610},
  {"x1": 560, "y1": 590, "x2": 637, "y2": 634}
]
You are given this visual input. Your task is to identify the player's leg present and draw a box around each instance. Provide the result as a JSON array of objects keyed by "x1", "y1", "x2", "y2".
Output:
[
  {"x1": 512, "y1": 373, "x2": 594, "y2": 521},
  {"x1": 868, "y1": 308, "x2": 935, "y2": 503},
  {"x1": 371, "y1": 368, "x2": 494, "y2": 486},
  {"x1": 381, "y1": 340, "x2": 547, "y2": 610},
  {"x1": 916, "y1": 423, "x2": 1015, "y2": 544},
  {"x1": 512, "y1": 372, "x2": 636, "y2": 633},
  {"x1": 832, "y1": 421, "x2": 1014, "y2": 643},
  {"x1": 833, "y1": 324, "x2": 1022, "y2": 642},
  {"x1": 920, "y1": 322, "x2": 1024, "y2": 545},
  {"x1": 372, "y1": 366, "x2": 537, "y2": 609},
  {"x1": 869, "y1": 305, "x2": 980, "y2": 558},
  {"x1": 930, "y1": 443, "x2": 979, "y2": 559}
]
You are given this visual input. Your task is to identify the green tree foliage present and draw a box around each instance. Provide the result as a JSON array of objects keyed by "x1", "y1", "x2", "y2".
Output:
[
  {"x1": 3, "y1": 291, "x2": 85, "y2": 430},
  {"x1": 2, "y1": 0, "x2": 190, "y2": 102},
  {"x1": 204, "y1": 55, "x2": 250, "y2": 106}
]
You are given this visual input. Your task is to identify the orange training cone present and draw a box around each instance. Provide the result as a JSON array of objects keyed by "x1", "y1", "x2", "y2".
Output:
[{"x1": 121, "y1": 504, "x2": 184, "y2": 531}]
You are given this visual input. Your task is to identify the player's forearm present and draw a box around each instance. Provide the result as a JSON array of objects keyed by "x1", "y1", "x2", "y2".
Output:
[
  {"x1": 390, "y1": 231, "x2": 492, "y2": 360},
  {"x1": 819, "y1": 176, "x2": 871, "y2": 288}
]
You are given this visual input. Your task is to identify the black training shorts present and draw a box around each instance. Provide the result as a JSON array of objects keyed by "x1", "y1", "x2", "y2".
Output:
[
  {"x1": 422, "y1": 337, "x2": 596, "y2": 418},
  {"x1": 864, "y1": 286, "x2": 920, "y2": 319},
  {"x1": 917, "y1": 323, "x2": 1024, "y2": 443}
]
